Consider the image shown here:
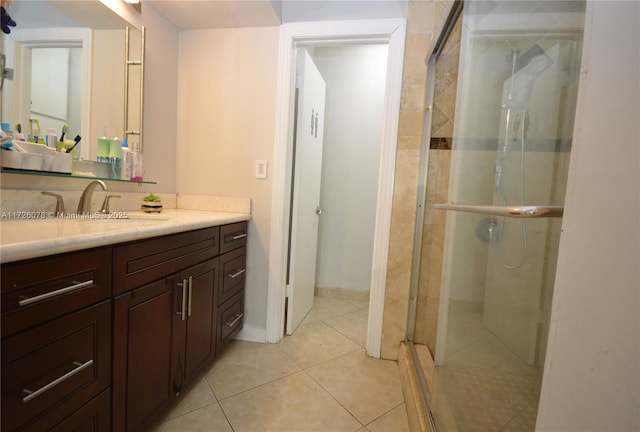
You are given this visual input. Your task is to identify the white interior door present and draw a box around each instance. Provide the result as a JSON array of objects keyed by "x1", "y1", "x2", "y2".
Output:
[{"x1": 286, "y1": 49, "x2": 326, "y2": 334}]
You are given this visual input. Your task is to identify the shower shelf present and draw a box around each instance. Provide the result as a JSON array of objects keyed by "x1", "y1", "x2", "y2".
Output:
[{"x1": 434, "y1": 203, "x2": 564, "y2": 218}]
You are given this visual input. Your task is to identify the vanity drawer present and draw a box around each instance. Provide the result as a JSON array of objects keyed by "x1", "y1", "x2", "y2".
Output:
[
  {"x1": 1, "y1": 300, "x2": 111, "y2": 432},
  {"x1": 48, "y1": 389, "x2": 111, "y2": 432},
  {"x1": 1, "y1": 248, "x2": 112, "y2": 337},
  {"x1": 113, "y1": 227, "x2": 219, "y2": 295},
  {"x1": 217, "y1": 291, "x2": 244, "y2": 353},
  {"x1": 220, "y1": 221, "x2": 247, "y2": 254},
  {"x1": 218, "y1": 246, "x2": 246, "y2": 305}
]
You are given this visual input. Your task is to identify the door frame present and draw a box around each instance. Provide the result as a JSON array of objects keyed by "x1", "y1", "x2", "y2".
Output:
[{"x1": 265, "y1": 19, "x2": 407, "y2": 358}]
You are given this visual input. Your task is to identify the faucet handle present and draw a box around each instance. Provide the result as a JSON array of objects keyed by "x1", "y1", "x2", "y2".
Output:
[
  {"x1": 41, "y1": 192, "x2": 65, "y2": 215},
  {"x1": 99, "y1": 194, "x2": 121, "y2": 214}
]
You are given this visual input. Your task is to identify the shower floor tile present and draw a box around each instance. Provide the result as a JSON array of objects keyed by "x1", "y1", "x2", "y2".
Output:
[{"x1": 421, "y1": 301, "x2": 543, "y2": 432}]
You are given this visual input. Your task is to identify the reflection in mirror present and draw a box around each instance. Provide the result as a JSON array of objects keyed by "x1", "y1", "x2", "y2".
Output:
[
  {"x1": 31, "y1": 46, "x2": 82, "y2": 140},
  {"x1": 1, "y1": 0, "x2": 142, "y2": 167}
]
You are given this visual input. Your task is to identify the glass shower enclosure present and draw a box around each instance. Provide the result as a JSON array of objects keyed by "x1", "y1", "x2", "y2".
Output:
[{"x1": 408, "y1": 1, "x2": 585, "y2": 431}]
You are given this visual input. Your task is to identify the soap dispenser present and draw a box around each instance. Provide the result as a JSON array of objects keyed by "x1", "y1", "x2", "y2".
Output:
[
  {"x1": 108, "y1": 130, "x2": 123, "y2": 179},
  {"x1": 97, "y1": 125, "x2": 110, "y2": 164}
]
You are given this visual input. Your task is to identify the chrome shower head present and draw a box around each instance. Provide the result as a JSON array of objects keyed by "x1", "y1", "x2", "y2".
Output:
[{"x1": 516, "y1": 44, "x2": 553, "y2": 77}]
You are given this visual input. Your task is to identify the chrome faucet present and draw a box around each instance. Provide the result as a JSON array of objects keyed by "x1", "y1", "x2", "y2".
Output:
[
  {"x1": 77, "y1": 180, "x2": 108, "y2": 214},
  {"x1": 41, "y1": 191, "x2": 66, "y2": 215}
]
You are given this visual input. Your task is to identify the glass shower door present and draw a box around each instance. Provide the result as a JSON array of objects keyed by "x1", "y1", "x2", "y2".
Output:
[{"x1": 410, "y1": 2, "x2": 586, "y2": 431}]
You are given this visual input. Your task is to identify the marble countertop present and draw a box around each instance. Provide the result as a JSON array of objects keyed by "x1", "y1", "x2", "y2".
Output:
[{"x1": 0, "y1": 209, "x2": 250, "y2": 264}]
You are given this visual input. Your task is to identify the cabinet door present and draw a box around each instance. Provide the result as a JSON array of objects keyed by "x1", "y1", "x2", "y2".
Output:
[
  {"x1": 177, "y1": 258, "x2": 219, "y2": 384},
  {"x1": 112, "y1": 278, "x2": 176, "y2": 432}
]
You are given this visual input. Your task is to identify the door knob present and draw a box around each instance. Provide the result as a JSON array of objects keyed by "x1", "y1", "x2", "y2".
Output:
[{"x1": 316, "y1": 207, "x2": 323, "y2": 215}]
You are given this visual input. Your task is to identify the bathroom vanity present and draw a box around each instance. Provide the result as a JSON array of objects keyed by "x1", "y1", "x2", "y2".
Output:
[{"x1": 0, "y1": 212, "x2": 248, "y2": 431}]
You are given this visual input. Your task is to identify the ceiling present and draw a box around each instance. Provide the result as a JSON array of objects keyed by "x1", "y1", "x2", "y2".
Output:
[
  {"x1": 146, "y1": 0, "x2": 281, "y2": 29},
  {"x1": 146, "y1": 0, "x2": 408, "y2": 30},
  {"x1": 8, "y1": 1, "x2": 131, "y2": 30},
  {"x1": 5, "y1": 0, "x2": 408, "y2": 32}
]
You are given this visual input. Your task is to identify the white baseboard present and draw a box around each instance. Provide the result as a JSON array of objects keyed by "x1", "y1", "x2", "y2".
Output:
[{"x1": 235, "y1": 323, "x2": 267, "y2": 343}]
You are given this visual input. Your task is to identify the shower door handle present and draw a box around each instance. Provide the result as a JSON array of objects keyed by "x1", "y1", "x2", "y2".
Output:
[{"x1": 434, "y1": 203, "x2": 564, "y2": 218}]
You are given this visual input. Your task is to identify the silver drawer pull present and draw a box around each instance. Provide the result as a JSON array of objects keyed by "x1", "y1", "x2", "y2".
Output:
[
  {"x1": 18, "y1": 280, "x2": 94, "y2": 307},
  {"x1": 187, "y1": 276, "x2": 193, "y2": 317},
  {"x1": 178, "y1": 279, "x2": 188, "y2": 321},
  {"x1": 225, "y1": 313, "x2": 244, "y2": 327},
  {"x1": 22, "y1": 359, "x2": 94, "y2": 403},
  {"x1": 227, "y1": 269, "x2": 246, "y2": 279},
  {"x1": 227, "y1": 233, "x2": 247, "y2": 241}
]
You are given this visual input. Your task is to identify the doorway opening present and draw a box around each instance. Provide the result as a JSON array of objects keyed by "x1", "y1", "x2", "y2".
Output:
[
  {"x1": 285, "y1": 44, "x2": 389, "y2": 342},
  {"x1": 266, "y1": 19, "x2": 407, "y2": 358}
]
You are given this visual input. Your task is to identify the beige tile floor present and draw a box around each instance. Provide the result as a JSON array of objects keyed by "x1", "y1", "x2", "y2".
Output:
[{"x1": 150, "y1": 296, "x2": 410, "y2": 432}]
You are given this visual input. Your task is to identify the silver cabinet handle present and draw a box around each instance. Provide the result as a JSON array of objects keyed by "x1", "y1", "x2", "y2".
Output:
[
  {"x1": 225, "y1": 313, "x2": 243, "y2": 327},
  {"x1": 227, "y1": 233, "x2": 247, "y2": 241},
  {"x1": 316, "y1": 207, "x2": 323, "y2": 215},
  {"x1": 178, "y1": 279, "x2": 187, "y2": 321},
  {"x1": 227, "y1": 269, "x2": 246, "y2": 279},
  {"x1": 22, "y1": 359, "x2": 93, "y2": 403},
  {"x1": 18, "y1": 280, "x2": 94, "y2": 307},
  {"x1": 187, "y1": 276, "x2": 193, "y2": 317}
]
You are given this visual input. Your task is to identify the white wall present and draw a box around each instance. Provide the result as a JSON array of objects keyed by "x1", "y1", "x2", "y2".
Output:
[
  {"x1": 91, "y1": 30, "x2": 124, "y2": 159},
  {"x1": 311, "y1": 44, "x2": 388, "y2": 293},
  {"x1": 536, "y1": 1, "x2": 640, "y2": 430},
  {"x1": 176, "y1": 27, "x2": 280, "y2": 338},
  {"x1": 281, "y1": 1, "x2": 407, "y2": 24},
  {"x1": 139, "y1": 3, "x2": 179, "y2": 193}
]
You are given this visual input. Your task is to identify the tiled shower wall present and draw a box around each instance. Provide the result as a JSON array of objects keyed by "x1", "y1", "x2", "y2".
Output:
[
  {"x1": 381, "y1": 0, "x2": 454, "y2": 360},
  {"x1": 414, "y1": 6, "x2": 461, "y2": 352}
]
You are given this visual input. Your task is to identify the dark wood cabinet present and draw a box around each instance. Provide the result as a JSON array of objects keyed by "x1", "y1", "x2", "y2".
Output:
[
  {"x1": 1, "y1": 248, "x2": 112, "y2": 338},
  {"x1": 217, "y1": 290, "x2": 245, "y2": 352},
  {"x1": 217, "y1": 222, "x2": 247, "y2": 354},
  {"x1": 1, "y1": 249, "x2": 112, "y2": 432},
  {"x1": 112, "y1": 227, "x2": 219, "y2": 296},
  {"x1": 1, "y1": 221, "x2": 247, "y2": 432},
  {"x1": 220, "y1": 221, "x2": 248, "y2": 254},
  {"x1": 112, "y1": 278, "x2": 175, "y2": 432},
  {"x1": 49, "y1": 389, "x2": 111, "y2": 432},
  {"x1": 112, "y1": 228, "x2": 221, "y2": 432},
  {"x1": 179, "y1": 259, "x2": 219, "y2": 382}
]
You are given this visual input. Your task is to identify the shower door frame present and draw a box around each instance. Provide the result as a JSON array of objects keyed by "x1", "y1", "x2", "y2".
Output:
[
  {"x1": 407, "y1": 0, "x2": 463, "y2": 359},
  {"x1": 404, "y1": 4, "x2": 463, "y2": 428}
]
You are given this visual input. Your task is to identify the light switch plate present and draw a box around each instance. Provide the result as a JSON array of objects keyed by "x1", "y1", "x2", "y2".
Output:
[{"x1": 256, "y1": 160, "x2": 268, "y2": 179}]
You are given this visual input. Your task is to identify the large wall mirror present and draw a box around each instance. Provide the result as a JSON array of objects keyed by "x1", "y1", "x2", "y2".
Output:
[{"x1": 1, "y1": 0, "x2": 143, "y2": 165}]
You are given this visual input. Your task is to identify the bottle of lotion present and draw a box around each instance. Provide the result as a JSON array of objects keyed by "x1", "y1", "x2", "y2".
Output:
[
  {"x1": 121, "y1": 138, "x2": 132, "y2": 180},
  {"x1": 130, "y1": 141, "x2": 143, "y2": 181}
]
